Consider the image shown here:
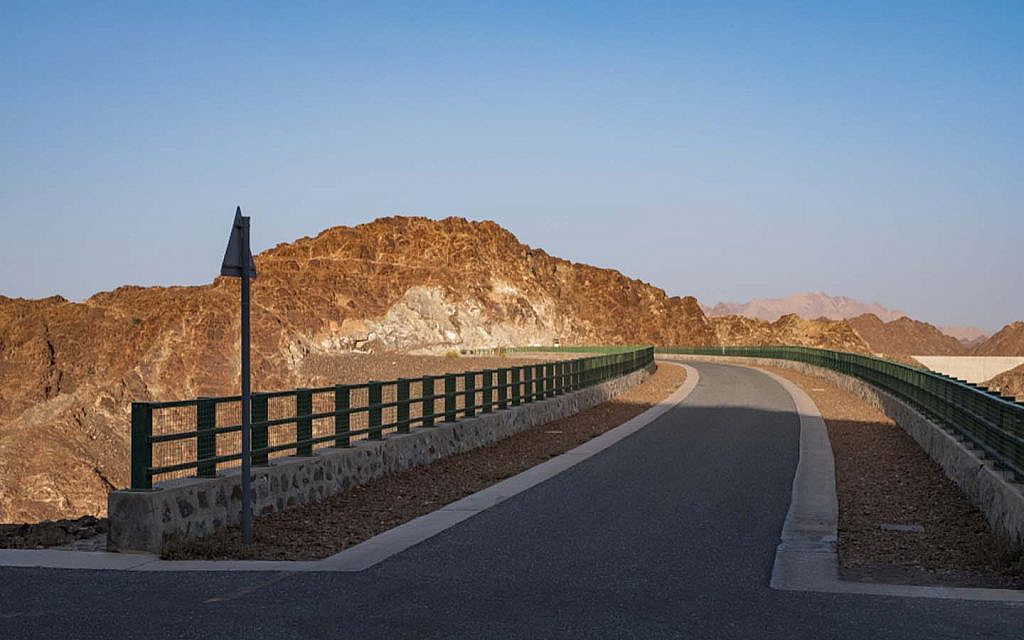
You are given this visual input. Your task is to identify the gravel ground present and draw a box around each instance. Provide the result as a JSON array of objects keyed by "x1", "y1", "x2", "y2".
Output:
[
  {"x1": 163, "y1": 364, "x2": 684, "y2": 560},
  {"x1": 0, "y1": 516, "x2": 108, "y2": 549},
  {"x1": 765, "y1": 366, "x2": 1024, "y2": 589}
]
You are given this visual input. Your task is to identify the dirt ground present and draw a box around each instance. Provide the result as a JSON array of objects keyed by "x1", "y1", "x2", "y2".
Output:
[
  {"x1": 764, "y1": 366, "x2": 1024, "y2": 589},
  {"x1": 163, "y1": 363, "x2": 685, "y2": 560}
]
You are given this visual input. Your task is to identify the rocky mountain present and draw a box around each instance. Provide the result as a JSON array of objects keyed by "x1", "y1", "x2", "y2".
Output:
[
  {"x1": 1, "y1": 216, "x2": 723, "y2": 522},
  {"x1": 846, "y1": 314, "x2": 967, "y2": 356},
  {"x1": 704, "y1": 292, "x2": 907, "y2": 323},
  {"x1": 940, "y1": 325, "x2": 990, "y2": 348},
  {"x1": 971, "y1": 322, "x2": 1024, "y2": 356},
  {"x1": 984, "y1": 364, "x2": 1024, "y2": 402}
]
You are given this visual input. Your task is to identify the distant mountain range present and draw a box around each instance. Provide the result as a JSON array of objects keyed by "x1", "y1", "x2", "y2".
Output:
[
  {"x1": 937, "y1": 325, "x2": 990, "y2": 347},
  {"x1": 703, "y1": 292, "x2": 907, "y2": 323},
  {"x1": 701, "y1": 292, "x2": 989, "y2": 346}
]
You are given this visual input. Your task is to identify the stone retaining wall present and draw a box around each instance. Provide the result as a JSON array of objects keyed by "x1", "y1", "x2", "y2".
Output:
[
  {"x1": 108, "y1": 364, "x2": 655, "y2": 553},
  {"x1": 663, "y1": 354, "x2": 1024, "y2": 550}
]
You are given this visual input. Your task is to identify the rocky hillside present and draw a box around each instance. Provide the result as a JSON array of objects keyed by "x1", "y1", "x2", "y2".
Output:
[
  {"x1": 705, "y1": 292, "x2": 907, "y2": 323},
  {"x1": 1, "y1": 216, "x2": 722, "y2": 522},
  {"x1": 984, "y1": 364, "x2": 1024, "y2": 402},
  {"x1": 709, "y1": 314, "x2": 872, "y2": 353},
  {"x1": 971, "y1": 322, "x2": 1024, "y2": 356},
  {"x1": 847, "y1": 314, "x2": 967, "y2": 356}
]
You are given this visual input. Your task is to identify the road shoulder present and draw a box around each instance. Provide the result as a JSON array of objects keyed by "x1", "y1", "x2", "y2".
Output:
[{"x1": 757, "y1": 365, "x2": 1024, "y2": 603}]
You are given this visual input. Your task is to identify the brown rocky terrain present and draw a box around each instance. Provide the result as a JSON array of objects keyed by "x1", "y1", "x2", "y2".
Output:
[
  {"x1": 971, "y1": 322, "x2": 1024, "y2": 356},
  {"x1": 983, "y1": 364, "x2": 1024, "y2": 402},
  {"x1": 709, "y1": 314, "x2": 872, "y2": 353},
  {"x1": 0, "y1": 216, "x2": 721, "y2": 523},
  {"x1": 846, "y1": 313, "x2": 967, "y2": 356}
]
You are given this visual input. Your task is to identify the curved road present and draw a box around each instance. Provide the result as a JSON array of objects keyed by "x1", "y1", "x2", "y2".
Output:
[{"x1": 1, "y1": 362, "x2": 1019, "y2": 638}]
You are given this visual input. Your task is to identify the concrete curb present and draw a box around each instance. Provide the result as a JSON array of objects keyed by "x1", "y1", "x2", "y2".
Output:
[
  {"x1": 0, "y1": 362, "x2": 698, "y2": 573},
  {"x1": 751, "y1": 365, "x2": 1024, "y2": 604}
]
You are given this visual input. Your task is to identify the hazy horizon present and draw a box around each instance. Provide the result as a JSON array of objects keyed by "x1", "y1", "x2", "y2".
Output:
[{"x1": 2, "y1": 2, "x2": 1021, "y2": 330}]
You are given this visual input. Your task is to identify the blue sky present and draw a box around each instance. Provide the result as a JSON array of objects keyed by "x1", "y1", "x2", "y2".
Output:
[{"x1": 1, "y1": 1, "x2": 1021, "y2": 330}]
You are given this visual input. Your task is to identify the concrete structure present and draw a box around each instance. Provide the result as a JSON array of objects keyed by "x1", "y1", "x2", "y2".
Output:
[
  {"x1": 912, "y1": 356, "x2": 1024, "y2": 384},
  {"x1": 108, "y1": 363, "x2": 655, "y2": 553},
  {"x1": 662, "y1": 354, "x2": 1024, "y2": 551}
]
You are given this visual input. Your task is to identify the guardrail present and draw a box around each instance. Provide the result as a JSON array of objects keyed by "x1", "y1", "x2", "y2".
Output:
[
  {"x1": 129, "y1": 347, "x2": 655, "y2": 489},
  {"x1": 460, "y1": 345, "x2": 647, "y2": 356},
  {"x1": 659, "y1": 346, "x2": 1024, "y2": 481}
]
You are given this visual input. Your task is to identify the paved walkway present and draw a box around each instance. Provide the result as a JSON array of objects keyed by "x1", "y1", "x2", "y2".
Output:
[{"x1": 1, "y1": 362, "x2": 1019, "y2": 638}]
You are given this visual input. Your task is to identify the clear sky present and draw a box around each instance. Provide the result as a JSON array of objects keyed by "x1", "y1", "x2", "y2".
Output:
[{"x1": 1, "y1": 1, "x2": 1021, "y2": 330}]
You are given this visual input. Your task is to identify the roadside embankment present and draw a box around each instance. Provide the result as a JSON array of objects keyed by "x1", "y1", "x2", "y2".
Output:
[{"x1": 767, "y1": 366, "x2": 1023, "y2": 589}]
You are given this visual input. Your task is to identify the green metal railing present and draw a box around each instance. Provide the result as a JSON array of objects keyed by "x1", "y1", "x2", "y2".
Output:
[
  {"x1": 130, "y1": 347, "x2": 655, "y2": 489},
  {"x1": 461, "y1": 345, "x2": 647, "y2": 356},
  {"x1": 659, "y1": 346, "x2": 1024, "y2": 481}
]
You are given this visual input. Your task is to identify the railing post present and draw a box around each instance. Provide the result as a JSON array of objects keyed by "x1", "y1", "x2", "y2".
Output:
[
  {"x1": 523, "y1": 366, "x2": 533, "y2": 403},
  {"x1": 422, "y1": 377, "x2": 435, "y2": 427},
  {"x1": 368, "y1": 381, "x2": 383, "y2": 439},
  {"x1": 337, "y1": 385, "x2": 354, "y2": 444},
  {"x1": 397, "y1": 379, "x2": 411, "y2": 433},
  {"x1": 464, "y1": 371, "x2": 476, "y2": 417},
  {"x1": 444, "y1": 374, "x2": 457, "y2": 422},
  {"x1": 335, "y1": 384, "x2": 351, "y2": 447},
  {"x1": 130, "y1": 402, "x2": 153, "y2": 490},
  {"x1": 482, "y1": 370, "x2": 494, "y2": 413},
  {"x1": 497, "y1": 368, "x2": 508, "y2": 409},
  {"x1": 296, "y1": 389, "x2": 313, "y2": 456},
  {"x1": 252, "y1": 392, "x2": 269, "y2": 465},
  {"x1": 197, "y1": 397, "x2": 216, "y2": 478},
  {"x1": 512, "y1": 367, "x2": 522, "y2": 406}
]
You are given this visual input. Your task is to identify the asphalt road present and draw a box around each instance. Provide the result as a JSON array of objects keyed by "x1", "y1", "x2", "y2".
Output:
[{"x1": 1, "y1": 362, "x2": 1020, "y2": 638}]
